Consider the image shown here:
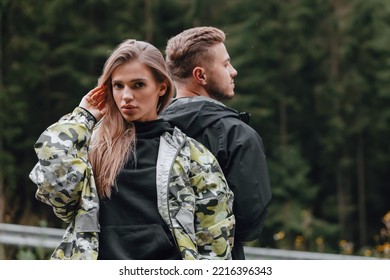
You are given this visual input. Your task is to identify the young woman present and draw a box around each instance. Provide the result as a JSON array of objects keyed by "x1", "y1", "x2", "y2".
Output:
[{"x1": 29, "y1": 39, "x2": 235, "y2": 260}]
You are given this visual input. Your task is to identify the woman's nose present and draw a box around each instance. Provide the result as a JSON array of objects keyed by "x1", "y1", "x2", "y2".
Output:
[{"x1": 122, "y1": 87, "x2": 134, "y2": 101}]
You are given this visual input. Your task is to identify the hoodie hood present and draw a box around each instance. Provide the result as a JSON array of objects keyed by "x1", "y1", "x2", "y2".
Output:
[{"x1": 159, "y1": 96, "x2": 249, "y2": 139}]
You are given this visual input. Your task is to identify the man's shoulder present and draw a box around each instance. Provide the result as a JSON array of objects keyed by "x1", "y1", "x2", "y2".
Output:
[{"x1": 166, "y1": 96, "x2": 226, "y2": 109}]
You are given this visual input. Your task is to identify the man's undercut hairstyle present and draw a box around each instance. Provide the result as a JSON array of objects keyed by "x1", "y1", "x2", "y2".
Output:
[{"x1": 165, "y1": 26, "x2": 226, "y2": 81}]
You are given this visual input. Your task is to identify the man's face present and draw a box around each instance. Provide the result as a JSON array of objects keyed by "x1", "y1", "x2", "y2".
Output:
[{"x1": 204, "y1": 42, "x2": 238, "y2": 101}]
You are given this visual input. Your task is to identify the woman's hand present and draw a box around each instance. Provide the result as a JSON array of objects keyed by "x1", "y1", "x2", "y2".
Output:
[{"x1": 79, "y1": 85, "x2": 107, "y2": 121}]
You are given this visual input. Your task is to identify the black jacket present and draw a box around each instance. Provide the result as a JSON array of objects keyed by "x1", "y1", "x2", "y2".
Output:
[{"x1": 160, "y1": 96, "x2": 272, "y2": 259}]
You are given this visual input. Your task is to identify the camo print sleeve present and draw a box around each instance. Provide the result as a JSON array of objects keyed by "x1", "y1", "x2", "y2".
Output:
[
  {"x1": 29, "y1": 107, "x2": 97, "y2": 223},
  {"x1": 187, "y1": 139, "x2": 235, "y2": 259},
  {"x1": 160, "y1": 128, "x2": 235, "y2": 260}
]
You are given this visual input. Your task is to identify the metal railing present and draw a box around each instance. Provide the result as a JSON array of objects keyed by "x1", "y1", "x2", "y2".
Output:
[
  {"x1": 243, "y1": 246, "x2": 377, "y2": 260},
  {"x1": 0, "y1": 223, "x2": 380, "y2": 260},
  {"x1": 0, "y1": 223, "x2": 64, "y2": 249}
]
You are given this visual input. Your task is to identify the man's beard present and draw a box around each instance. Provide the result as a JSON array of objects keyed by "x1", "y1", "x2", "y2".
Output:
[{"x1": 205, "y1": 77, "x2": 234, "y2": 102}]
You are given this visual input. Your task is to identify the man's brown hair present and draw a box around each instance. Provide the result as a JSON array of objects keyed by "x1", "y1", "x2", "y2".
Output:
[{"x1": 165, "y1": 26, "x2": 226, "y2": 81}]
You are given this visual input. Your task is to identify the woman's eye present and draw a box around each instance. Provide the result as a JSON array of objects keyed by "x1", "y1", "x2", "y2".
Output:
[
  {"x1": 113, "y1": 83, "x2": 124, "y2": 89},
  {"x1": 134, "y1": 82, "x2": 144, "y2": 88}
]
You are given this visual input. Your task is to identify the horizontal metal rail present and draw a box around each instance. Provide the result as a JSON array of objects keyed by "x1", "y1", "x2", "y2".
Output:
[
  {"x1": 0, "y1": 223, "x2": 64, "y2": 249},
  {"x1": 0, "y1": 223, "x2": 380, "y2": 260},
  {"x1": 243, "y1": 246, "x2": 378, "y2": 260}
]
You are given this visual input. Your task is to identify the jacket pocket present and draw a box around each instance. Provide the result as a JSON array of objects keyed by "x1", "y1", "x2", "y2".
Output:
[{"x1": 99, "y1": 224, "x2": 178, "y2": 259}]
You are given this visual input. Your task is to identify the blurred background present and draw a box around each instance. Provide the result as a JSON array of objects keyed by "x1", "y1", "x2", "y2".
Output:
[{"x1": 0, "y1": 0, "x2": 389, "y2": 259}]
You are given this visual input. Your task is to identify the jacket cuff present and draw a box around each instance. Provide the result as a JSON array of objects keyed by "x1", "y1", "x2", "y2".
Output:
[{"x1": 72, "y1": 107, "x2": 97, "y2": 131}]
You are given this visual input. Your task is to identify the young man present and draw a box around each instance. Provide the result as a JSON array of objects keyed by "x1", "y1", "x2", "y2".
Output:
[{"x1": 160, "y1": 26, "x2": 272, "y2": 259}]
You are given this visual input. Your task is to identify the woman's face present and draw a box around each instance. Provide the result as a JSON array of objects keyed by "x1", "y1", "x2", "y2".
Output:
[{"x1": 111, "y1": 60, "x2": 167, "y2": 122}]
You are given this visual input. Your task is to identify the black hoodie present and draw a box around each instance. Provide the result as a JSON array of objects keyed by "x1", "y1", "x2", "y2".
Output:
[{"x1": 160, "y1": 96, "x2": 272, "y2": 260}]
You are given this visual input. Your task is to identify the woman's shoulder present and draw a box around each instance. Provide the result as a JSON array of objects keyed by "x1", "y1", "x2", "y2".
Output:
[
  {"x1": 163, "y1": 126, "x2": 201, "y2": 146},
  {"x1": 161, "y1": 126, "x2": 212, "y2": 157}
]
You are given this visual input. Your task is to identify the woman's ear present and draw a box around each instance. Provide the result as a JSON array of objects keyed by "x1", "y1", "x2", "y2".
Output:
[
  {"x1": 158, "y1": 82, "x2": 168, "y2": 96},
  {"x1": 193, "y1": 67, "x2": 207, "y2": 85}
]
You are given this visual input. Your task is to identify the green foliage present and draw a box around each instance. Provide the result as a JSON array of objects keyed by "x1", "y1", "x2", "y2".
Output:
[
  {"x1": 261, "y1": 145, "x2": 339, "y2": 252},
  {"x1": 15, "y1": 246, "x2": 52, "y2": 260}
]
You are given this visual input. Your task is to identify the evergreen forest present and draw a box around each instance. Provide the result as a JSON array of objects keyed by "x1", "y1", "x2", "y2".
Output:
[{"x1": 0, "y1": 0, "x2": 389, "y2": 259}]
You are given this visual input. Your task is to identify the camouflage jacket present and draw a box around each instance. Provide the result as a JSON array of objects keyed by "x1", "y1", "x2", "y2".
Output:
[{"x1": 29, "y1": 107, "x2": 235, "y2": 260}]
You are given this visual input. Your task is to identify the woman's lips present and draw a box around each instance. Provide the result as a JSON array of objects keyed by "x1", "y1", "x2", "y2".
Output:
[{"x1": 121, "y1": 105, "x2": 137, "y2": 114}]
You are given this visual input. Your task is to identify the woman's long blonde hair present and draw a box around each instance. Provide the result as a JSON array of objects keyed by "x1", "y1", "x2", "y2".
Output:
[{"x1": 89, "y1": 39, "x2": 174, "y2": 198}]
